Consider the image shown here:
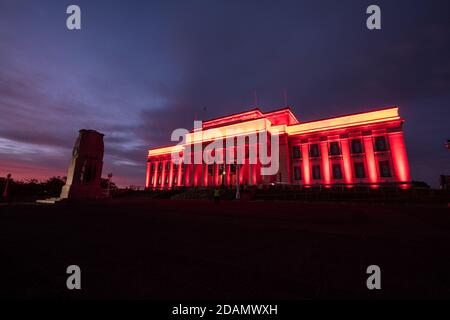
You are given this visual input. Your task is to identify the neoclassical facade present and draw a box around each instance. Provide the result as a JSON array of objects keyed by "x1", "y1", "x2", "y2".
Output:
[{"x1": 146, "y1": 107, "x2": 411, "y2": 190}]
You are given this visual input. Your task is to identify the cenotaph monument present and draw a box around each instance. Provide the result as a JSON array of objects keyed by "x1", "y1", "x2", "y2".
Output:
[{"x1": 59, "y1": 129, "x2": 105, "y2": 199}]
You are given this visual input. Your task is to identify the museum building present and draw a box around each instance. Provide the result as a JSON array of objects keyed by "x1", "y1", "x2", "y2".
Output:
[{"x1": 146, "y1": 106, "x2": 411, "y2": 189}]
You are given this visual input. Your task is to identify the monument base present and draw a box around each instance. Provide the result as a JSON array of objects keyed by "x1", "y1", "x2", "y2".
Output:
[{"x1": 60, "y1": 184, "x2": 105, "y2": 199}]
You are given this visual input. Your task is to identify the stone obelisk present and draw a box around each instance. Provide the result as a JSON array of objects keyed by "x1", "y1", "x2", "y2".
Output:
[{"x1": 60, "y1": 129, "x2": 104, "y2": 199}]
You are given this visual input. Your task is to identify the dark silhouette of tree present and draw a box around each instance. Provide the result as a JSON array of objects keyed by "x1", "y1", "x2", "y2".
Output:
[
  {"x1": 42, "y1": 176, "x2": 66, "y2": 195},
  {"x1": 0, "y1": 176, "x2": 66, "y2": 200},
  {"x1": 100, "y1": 178, "x2": 118, "y2": 192}
]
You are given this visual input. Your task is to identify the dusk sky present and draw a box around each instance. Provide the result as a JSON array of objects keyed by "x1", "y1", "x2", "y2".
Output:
[{"x1": 0, "y1": 0, "x2": 449, "y2": 187}]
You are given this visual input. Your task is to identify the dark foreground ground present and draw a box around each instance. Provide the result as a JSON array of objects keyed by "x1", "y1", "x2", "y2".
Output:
[{"x1": 1, "y1": 198, "x2": 450, "y2": 299}]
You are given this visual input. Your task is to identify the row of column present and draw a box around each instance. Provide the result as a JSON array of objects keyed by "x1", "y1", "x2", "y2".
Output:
[
  {"x1": 146, "y1": 161, "x2": 263, "y2": 190},
  {"x1": 146, "y1": 131, "x2": 411, "y2": 189},
  {"x1": 298, "y1": 131, "x2": 410, "y2": 186}
]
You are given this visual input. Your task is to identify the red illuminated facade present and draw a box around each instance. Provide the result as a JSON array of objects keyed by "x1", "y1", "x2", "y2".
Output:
[{"x1": 146, "y1": 107, "x2": 411, "y2": 189}]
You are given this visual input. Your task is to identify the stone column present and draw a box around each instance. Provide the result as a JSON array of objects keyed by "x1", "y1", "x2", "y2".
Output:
[
  {"x1": 301, "y1": 141, "x2": 311, "y2": 186},
  {"x1": 177, "y1": 162, "x2": 183, "y2": 187},
  {"x1": 168, "y1": 161, "x2": 174, "y2": 189},
  {"x1": 388, "y1": 130, "x2": 411, "y2": 183},
  {"x1": 203, "y1": 163, "x2": 208, "y2": 187},
  {"x1": 214, "y1": 163, "x2": 219, "y2": 186},
  {"x1": 160, "y1": 160, "x2": 167, "y2": 189},
  {"x1": 145, "y1": 162, "x2": 151, "y2": 189},
  {"x1": 153, "y1": 161, "x2": 159, "y2": 189},
  {"x1": 186, "y1": 163, "x2": 192, "y2": 187},
  {"x1": 340, "y1": 137, "x2": 353, "y2": 185},
  {"x1": 278, "y1": 134, "x2": 290, "y2": 184},
  {"x1": 362, "y1": 134, "x2": 379, "y2": 184},
  {"x1": 226, "y1": 164, "x2": 231, "y2": 187},
  {"x1": 320, "y1": 139, "x2": 331, "y2": 185}
]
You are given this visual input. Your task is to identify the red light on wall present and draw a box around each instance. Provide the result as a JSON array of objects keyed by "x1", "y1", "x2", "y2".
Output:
[
  {"x1": 177, "y1": 163, "x2": 182, "y2": 187},
  {"x1": 185, "y1": 164, "x2": 191, "y2": 186},
  {"x1": 320, "y1": 141, "x2": 331, "y2": 185},
  {"x1": 388, "y1": 131, "x2": 411, "y2": 183},
  {"x1": 160, "y1": 160, "x2": 167, "y2": 188},
  {"x1": 193, "y1": 164, "x2": 200, "y2": 186},
  {"x1": 168, "y1": 162, "x2": 174, "y2": 189},
  {"x1": 153, "y1": 160, "x2": 159, "y2": 189},
  {"x1": 204, "y1": 164, "x2": 208, "y2": 187},
  {"x1": 301, "y1": 144, "x2": 311, "y2": 186},
  {"x1": 340, "y1": 139, "x2": 354, "y2": 185},
  {"x1": 145, "y1": 162, "x2": 151, "y2": 189},
  {"x1": 363, "y1": 136, "x2": 379, "y2": 184},
  {"x1": 226, "y1": 164, "x2": 231, "y2": 186}
]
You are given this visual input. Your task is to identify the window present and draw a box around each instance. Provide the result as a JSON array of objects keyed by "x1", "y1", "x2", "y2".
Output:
[
  {"x1": 312, "y1": 165, "x2": 321, "y2": 180},
  {"x1": 173, "y1": 175, "x2": 177, "y2": 185},
  {"x1": 158, "y1": 162, "x2": 162, "y2": 171},
  {"x1": 157, "y1": 175, "x2": 161, "y2": 185},
  {"x1": 379, "y1": 160, "x2": 392, "y2": 178},
  {"x1": 208, "y1": 164, "x2": 213, "y2": 175},
  {"x1": 351, "y1": 139, "x2": 363, "y2": 154},
  {"x1": 150, "y1": 176, "x2": 154, "y2": 185},
  {"x1": 354, "y1": 162, "x2": 366, "y2": 179},
  {"x1": 230, "y1": 164, "x2": 236, "y2": 173},
  {"x1": 165, "y1": 175, "x2": 169, "y2": 184},
  {"x1": 292, "y1": 146, "x2": 301, "y2": 159},
  {"x1": 375, "y1": 136, "x2": 388, "y2": 152},
  {"x1": 173, "y1": 163, "x2": 178, "y2": 170},
  {"x1": 219, "y1": 164, "x2": 225, "y2": 174},
  {"x1": 329, "y1": 142, "x2": 341, "y2": 156},
  {"x1": 332, "y1": 164, "x2": 342, "y2": 179},
  {"x1": 310, "y1": 144, "x2": 320, "y2": 158},
  {"x1": 294, "y1": 166, "x2": 302, "y2": 180},
  {"x1": 165, "y1": 162, "x2": 170, "y2": 170},
  {"x1": 151, "y1": 163, "x2": 155, "y2": 171}
]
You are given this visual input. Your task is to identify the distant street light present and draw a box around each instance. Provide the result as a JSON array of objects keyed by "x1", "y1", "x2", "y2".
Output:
[{"x1": 2, "y1": 173, "x2": 11, "y2": 198}]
